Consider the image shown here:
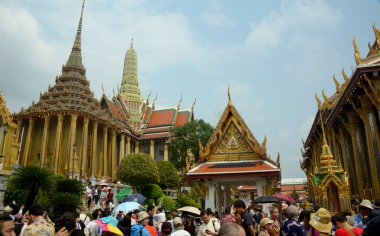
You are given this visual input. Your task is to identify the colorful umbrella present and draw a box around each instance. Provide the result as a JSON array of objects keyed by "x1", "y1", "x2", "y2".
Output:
[
  {"x1": 116, "y1": 187, "x2": 131, "y2": 200},
  {"x1": 112, "y1": 201, "x2": 144, "y2": 215},
  {"x1": 254, "y1": 196, "x2": 280, "y2": 203},
  {"x1": 123, "y1": 193, "x2": 147, "y2": 204},
  {"x1": 272, "y1": 193, "x2": 296, "y2": 204},
  {"x1": 95, "y1": 216, "x2": 123, "y2": 235}
]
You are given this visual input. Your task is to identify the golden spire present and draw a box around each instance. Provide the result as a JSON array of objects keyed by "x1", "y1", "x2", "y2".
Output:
[
  {"x1": 373, "y1": 24, "x2": 380, "y2": 46},
  {"x1": 66, "y1": 0, "x2": 85, "y2": 68},
  {"x1": 130, "y1": 38, "x2": 134, "y2": 48},
  {"x1": 276, "y1": 153, "x2": 280, "y2": 167},
  {"x1": 102, "y1": 83, "x2": 105, "y2": 95},
  {"x1": 342, "y1": 69, "x2": 349, "y2": 83},
  {"x1": 353, "y1": 36, "x2": 362, "y2": 65},
  {"x1": 228, "y1": 84, "x2": 232, "y2": 106},
  {"x1": 333, "y1": 74, "x2": 341, "y2": 93}
]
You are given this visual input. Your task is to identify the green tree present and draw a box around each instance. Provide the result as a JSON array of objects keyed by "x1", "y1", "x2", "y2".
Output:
[
  {"x1": 117, "y1": 153, "x2": 160, "y2": 191},
  {"x1": 156, "y1": 161, "x2": 179, "y2": 189},
  {"x1": 169, "y1": 119, "x2": 213, "y2": 169},
  {"x1": 141, "y1": 184, "x2": 164, "y2": 200},
  {"x1": 8, "y1": 166, "x2": 55, "y2": 211}
]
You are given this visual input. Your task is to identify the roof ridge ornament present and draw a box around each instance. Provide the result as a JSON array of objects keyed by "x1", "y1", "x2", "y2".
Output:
[
  {"x1": 130, "y1": 38, "x2": 134, "y2": 48},
  {"x1": 373, "y1": 24, "x2": 380, "y2": 46},
  {"x1": 228, "y1": 84, "x2": 232, "y2": 106},
  {"x1": 352, "y1": 36, "x2": 362, "y2": 65},
  {"x1": 342, "y1": 69, "x2": 349, "y2": 83},
  {"x1": 177, "y1": 94, "x2": 183, "y2": 109},
  {"x1": 332, "y1": 74, "x2": 341, "y2": 93}
]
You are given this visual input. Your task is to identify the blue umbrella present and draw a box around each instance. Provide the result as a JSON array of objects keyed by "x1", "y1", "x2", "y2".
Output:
[
  {"x1": 112, "y1": 202, "x2": 144, "y2": 215},
  {"x1": 123, "y1": 193, "x2": 147, "y2": 204}
]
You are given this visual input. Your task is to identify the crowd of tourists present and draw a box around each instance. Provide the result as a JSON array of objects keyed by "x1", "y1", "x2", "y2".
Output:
[{"x1": 1, "y1": 193, "x2": 380, "y2": 236}]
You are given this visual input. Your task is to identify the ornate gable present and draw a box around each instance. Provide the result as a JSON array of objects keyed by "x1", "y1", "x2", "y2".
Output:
[{"x1": 199, "y1": 97, "x2": 268, "y2": 162}]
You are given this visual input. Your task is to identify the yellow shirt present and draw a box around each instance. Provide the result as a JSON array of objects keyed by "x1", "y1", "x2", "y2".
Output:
[{"x1": 24, "y1": 218, "x2": 55, "y2": 236}]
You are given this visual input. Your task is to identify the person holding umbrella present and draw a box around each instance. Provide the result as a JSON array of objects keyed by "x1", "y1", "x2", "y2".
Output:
[{"x1": 130, "y1": 211, "x2": 151, "y2": 236}]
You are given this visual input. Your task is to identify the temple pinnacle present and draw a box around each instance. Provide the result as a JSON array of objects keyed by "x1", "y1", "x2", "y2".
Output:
[{"x1": 66, "y1": 0, "x2": 85, "y2": 68}]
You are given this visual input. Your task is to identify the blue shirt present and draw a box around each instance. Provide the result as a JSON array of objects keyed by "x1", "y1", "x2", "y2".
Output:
[
  {"x1": 130, "y1": 224, "x2": 151, "y2": 236},
  {"x1": 280, "y1": 219, "x2": 305, "y2": 236}
]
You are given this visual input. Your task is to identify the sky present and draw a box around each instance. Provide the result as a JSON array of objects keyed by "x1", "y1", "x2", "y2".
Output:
[{"x1": 1, "y1": 0, "x2": 380, "y2": 178}]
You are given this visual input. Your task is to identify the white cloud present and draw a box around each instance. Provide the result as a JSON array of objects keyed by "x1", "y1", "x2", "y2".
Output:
[
  {"x1": 245, "y1": 0, "x2": 343, "y2": 54},
  {"x1": 200, "y1": 11, "x2": 231, "y2": 27}
]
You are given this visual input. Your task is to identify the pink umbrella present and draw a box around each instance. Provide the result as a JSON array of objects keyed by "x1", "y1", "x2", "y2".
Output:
[{"x1": 272, "y1": 193, "x2": 296, "y2": 204}]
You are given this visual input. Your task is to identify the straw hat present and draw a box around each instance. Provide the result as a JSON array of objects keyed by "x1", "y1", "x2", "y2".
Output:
[
  {"x1": 259, "y1": 218, "x2": 274, "y2": 228},
  {"x1": 173, "y1": 217, "x2": 183, "y2": 226},
  {"x1": 137, "y1": 211, "x2": 149, "y2": 221},
  {"x1": 359, "y1": 199, "x2": 373, "y2": 210},
  {"x1": 309, "y1": 208, "x2": 332, "y2": 234}
]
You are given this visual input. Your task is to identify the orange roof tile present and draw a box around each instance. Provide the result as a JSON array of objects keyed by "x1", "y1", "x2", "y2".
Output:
[
  {"x1": 187, "y1": 160, "x2": 280, "y2": 178},
  {"x1": 148, "y1": 109, "x2": 176, "y2": 127},
  {"x1": 105, "y1": 98, "x2": 124, "y2": 120},
  {"x1": 141, "y1": 132, "x2": 170, "y2": 140},
  {"x1": 175, "y1": 111, "x2": 190, "y2": 126}
]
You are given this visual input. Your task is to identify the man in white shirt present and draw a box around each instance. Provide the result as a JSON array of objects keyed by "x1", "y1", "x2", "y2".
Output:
[
  {"x1": 197, "y1": 210, "x2": 220, "y2": 236},
  {"x1": 172, "y1": 217, "x2": 191, "y2": 236}
]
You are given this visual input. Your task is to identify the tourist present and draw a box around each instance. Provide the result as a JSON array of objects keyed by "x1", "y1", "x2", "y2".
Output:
[
  {"x1": 334, "y1": 213, "x2": 363, "y2": 236},
  {"x1": 280, "y1": 205, "x2": 304, "y2": 236},
  {"x1": 161, "y1": 222, "x2": 173, "y2": 236},
  {"x1": 308, "y1": 208, "x2": 332, "y2": 236},
  {"x1": 301, "y1": 211, "x2": 311, "y2": 235},
  {"x1": 362, "y1": 205, "x2": 380, "y2": 236},
  {"x1": 86, "y1": 184, "x2": 93, "y2": 209},
  {"x1": 171, "y1": 217, "x2": 191, "y2": 236},
  {"x1": 352, "y1": 200, "x2": 363, "y2": 228},
  {"x1": 218, "y1": 223, "x2": 245, "y2": 236},
  {"x1": 0, "y1": 214, "x2": 16, "y2": 236},
  {"x1": 222, "y1": 207, "x2": 234, "y2": 225},
  {"x1": 100, "y1": 188, "x2": 108, "y2": 207},
  {"x1": 107, "y1": 189, "x2": 114, "y2": 205},
  {"x1": 79, "y1": 207, "x2": 90, "y2": 226},
  {"x1": 24, "y1": 205, "x2": 55, "y2": 236},
  {"x1": 130, "y1": 211, "x2": 151, "y2": 236},
  {"x1": 233, "y1": 200, "x2": 255, "y2": 236},
  {"x1": 147, "y1": 205, "x2": 156, "y2": 227},
  {"x1": 117, "y1": 214, "x2": 132, "y2": 236},
  {"x1": 4, "y1": 206, "x2": 14, "y2": 221},
  {"x1": 197, "y1": 210, "x2": 220, "y2": 236},
  {"x1": 54, "y1": 212, "x2": 84, "y2": 236},
  {"x1": 269, "y1": 206, "x2": 280, "y2": 236},
  {"x1": 258, "y1": 218, "x2": 273, "y2": 236},
  {"x1": 358, "y1": 199, "x2": 373, "y2": 228},
  {"x1": 93, "y1": 186, "x2": 100, "y2": 206},
  {"x1": 84, "y1": 209, "x2": 103, "y2": 235}
]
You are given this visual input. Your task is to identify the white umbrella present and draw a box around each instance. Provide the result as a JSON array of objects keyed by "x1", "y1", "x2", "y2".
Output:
[{"x1": 178, "y1": 206, "x2": 201, "y2": 216}]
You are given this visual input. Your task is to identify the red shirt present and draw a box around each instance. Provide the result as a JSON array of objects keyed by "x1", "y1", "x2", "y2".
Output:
[
  {"x1": 335, "y1": 227, "x2": 363, "y2": 236},
  {"x1": 145, "y1": 225, "x2": 158, "y2": 236}
]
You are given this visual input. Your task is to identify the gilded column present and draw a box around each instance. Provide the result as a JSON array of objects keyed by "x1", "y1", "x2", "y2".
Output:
[
  {"x1": 22, "y1": 118, "x2": 35, "y2": 166},
  {"x1": 15, "y1": 120, "x2": 22, "y2": 144},
  {"x1": 40, "y1": 116, "x2": 50, "y2": 167},
  {"x1": 91, "y1": 121, "x2": 98, "y2": 176},
  {"x1": 164, "y1": 144, "x2": 169, "y2": 161},
  {"x1": 361, "y1": 98, "x2": 380, "y2": 198},
  {"x1": 81, "y1": 117, "x2": 89, "y2": 177},
  {"x1": 102, "y1": 127, "x2": 108, "y2": 176},
  {"x1": 54, "y1": 114, "x2": 63, "y2": 172},
  {"x1": 111, "y1": 130, "x2": 117, "y2": 179},
  {"x1": 126, "y1": 136, "x2": 131, "y2": 155},
  {"x1": 150, "y1": 140, "x2": 155, "y2": 159},
  {"x1": 68, "y1": 114, "x2": 78, "y2": 176},
  {"x1": 347, "y1": 112, "x2": 364, "y2": 199},
  {"x1": 119, "y1": 134, "x2": 125, "y2": 163},
  {"x1": 338, "y1": 124, "x2": 349, "y2": 173},
  {"x1": 135, "y1": 141, "x2": 140, "y2": 153}
]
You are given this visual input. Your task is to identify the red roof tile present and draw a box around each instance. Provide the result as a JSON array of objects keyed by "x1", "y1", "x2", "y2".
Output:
[
  {"x1": 148, "y1": 109, "x2": 176, "y2": 127},
  {"x1": 141, "y1": 132, "x2": 170, "y2": 140},
  {"x1": 105, "y1": 98, "x2": 124, "y2": 120},
  {"x1": 175, "y1": 110, "x2": 190, "y2": 126}
]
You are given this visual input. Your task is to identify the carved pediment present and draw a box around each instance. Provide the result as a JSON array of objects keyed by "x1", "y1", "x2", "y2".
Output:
[{"x1": 215, "y1": 121, "x2": 254, "y2": 154}]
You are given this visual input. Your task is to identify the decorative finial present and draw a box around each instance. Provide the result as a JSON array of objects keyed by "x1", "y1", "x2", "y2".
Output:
[
  {"x1": 342, "y1": 69, "x2": 349, "y2": 83},
  {"x1": 276, "y1": 153, "x2": 280, "y2": 167},
  {"x1": 352, "y1": 36, "x2": 362, "y2": 65},
  {"x1": 191, "y1": 98, "x2": 197, "y2": 110},
  {"x1": 373, "y1": 24, "x2": 380, "y2": 46},
  {"x1": 146, "y1": 90, "x2": 151, "y2": 104},
  {"x1": 177, "y1": 94, "x2": 183, "y2": 108},
  {"x1": 315, "y1": 93, "x2": 322, "y2": 110},
  {"x1": 113, "y1": 87, "x2": 115, "y2": 97},
  {"x1": 102, "y1": 84, "x2": 105, "y2": 95},
  {"x1": 333, "y1": 74, "x2": 341, "y2": 93},
  {"x1": 322, "y1": 89, "x2": 329, "y2": 103},
  {"x1": 130, "y1": 38, "x2": 134, "y2": 48},
  {"x1": 152, "y1": 94, "x2": 158, "y2": 109},
  {"x1": 228, "y1": 84, "x2": 232, "y2": 106},
  {"x1": 261, "y1": 136, "x2": 267, "y2": 154}
]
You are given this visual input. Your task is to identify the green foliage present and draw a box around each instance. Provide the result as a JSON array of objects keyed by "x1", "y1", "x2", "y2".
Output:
[
  {"x1": 117, "y1": 153, "x2": 160, "y2": 191},
  {"x1": 141, "y1": 184, "x2": 164, "y2": 200},
  {"x1": 177, "y1": 193, "x2": 200, "y2": 208},
  {"x1": 156, "y1": 161, "x2": 179, "y2": 188},
  {"x1": 169, "y1": 119, "x2": 213, "y2": 169},
  {"x1": 145, "y1": 198, "x2": 155, "y2": 205},
  {"x1": 56, "y1": 178, "x2": 82, "y2": 195},
  {"x1": 8, "y1": 166, "x2": 55, "y2": 210},
  {"x1": 50, "y1": 192, "x2": 81, "y2": 217},
  {"x1": 162, "y1": 195, "x2": 176, "y2": 211}
]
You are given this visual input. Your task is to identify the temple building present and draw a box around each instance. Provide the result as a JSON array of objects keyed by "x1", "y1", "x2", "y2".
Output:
[
  {"x1": 187, "y1": 89, "x2": 281, "y2": 213},
  {"x1": 301, "y1": 24, "x2": 380, "y2": 209},
  {"x1": 5, "y1": 2, "x2": 193, "y2": 180}
]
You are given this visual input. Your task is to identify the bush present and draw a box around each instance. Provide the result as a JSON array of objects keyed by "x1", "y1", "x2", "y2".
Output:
[
  {"x1": 145, "y1": 198, "x2": 155, "y2": 205},
  {"x1": 141, "y1": 184, "x2": 164, "y2": 200},
  {"x1": 162, "y1": 195, "x2": 176, "y2": 211},
  {"x1": 156, "y1": 161, "x2": 179, "y2": 188},
  {"x1": 177, "y1": 193, "x2": 200, "y2": 208}
]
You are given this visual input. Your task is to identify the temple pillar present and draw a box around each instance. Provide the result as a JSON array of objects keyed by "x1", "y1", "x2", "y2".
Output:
[
  {"x1": 40, "y1": 116, "x2": 50, "y2": 167},
  {"x1": 360, "y1": 98, "x2": 380, "y2": 198},
  {"x1": 53, "y1": 114, "x2": 63, "y2": 172},
  {"x1": 223, "y1": 185, "x2": 228, "y2": 210},
  {"x1": 256, "y1": 177, "x2": 264, "y2": 197},
  {"x1": 126, "y1": 136, "x2": 131, "y2": 155},
  {"x1": 80, "y1": 117, "x2": 89, "y2": 177},
  {"x1": 102, "y1": 127, "x2": 108, "y2": 176},
  {"x1": 150, "y1": 140, "x2": 155, "y2": 158},
  {"x1": 91, "y1": 121, "x2": 98, "y2": 176},
  {"x1": 164, "y1": 144, "x2": 169, "y2": 161},
  {"x1": 135, "y1": 141, "x2": 139, "y2": 153},
  {"x1": 347, "y1": 112, "x2": 365, "y2": 199},
  {"x1": 22, "y1": 118, "x2": 34, "y2": 166},
  {"x1": 111, "y1": 130, "x2": 117, "y2": 179},
  {"x1": 338, "y1": 123, "x2": 349, "y2": 173},
  {"x1": 119, "y1": 134, "x2": 125, "y2": 163},
  {"x1": 215, "y1": 182, "x2": 221, "y2": 214},
  {"x1": 205, "y1": 182, "x2": 216, "y2": 211},
  {"x1": 68, "y1": 114, "x2": 77, "y2": 177}
]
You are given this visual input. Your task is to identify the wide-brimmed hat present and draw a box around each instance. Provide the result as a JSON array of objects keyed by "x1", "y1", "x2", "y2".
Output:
[
  {"x1": 138, "y1": 211, "x2": 149, "y2": 221},
  {"x1": 173, "y1": 217, "x2": 183, "y2": 226},
  {"x1": 259, "y1": 218, "x2": 274, "y2": 228},
  {"x1": 309, "y1": 208, "x2": 332, "y2": 234},
  {"x1": 359, "y1": 199, "x2": 373, "y2": 210}
]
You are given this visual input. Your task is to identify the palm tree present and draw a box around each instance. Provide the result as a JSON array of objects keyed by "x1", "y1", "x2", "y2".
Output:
[{"x1": 8, "y1": 166, "x2": 55, "y2": 211}]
